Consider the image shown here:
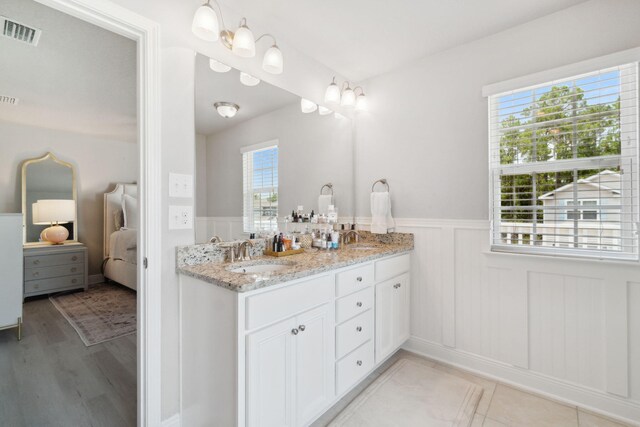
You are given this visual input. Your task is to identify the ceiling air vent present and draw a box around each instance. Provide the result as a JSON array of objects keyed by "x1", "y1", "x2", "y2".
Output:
[
  {"x1": 0, "y1": 95, "x2": 19, "y2": 106},
  {"x1": 1, "y1": 16, "x2": 41, "y2": 46}
]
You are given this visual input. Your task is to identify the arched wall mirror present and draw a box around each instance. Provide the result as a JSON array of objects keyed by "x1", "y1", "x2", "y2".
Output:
[{"x1": 21, "y1": 152, "x2": 77, "y2": 245}]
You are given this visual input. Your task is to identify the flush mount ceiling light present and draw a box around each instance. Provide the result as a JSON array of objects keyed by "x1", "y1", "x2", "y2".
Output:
[
  {"x1": 191, "y1": 1, "x2": 284, "y2": 74},
  {"x1": 214, "y1": 102, "x2": 239, "y2": 118},
  {"x1": 209, "y1": 58, "x2": 231, "y2": 73},
  {"x1": 318, "y1": 105, "x2": 333, "y2": 116},
  {"x1": 300, "y1": 98, "x2": 318, "y2": 114},
  {"x1": 324, "y1": 76, "x2": 367, "y2": 111},
  {"x1": 240, "y1": 72, "x2": 260, "y2": 87}
]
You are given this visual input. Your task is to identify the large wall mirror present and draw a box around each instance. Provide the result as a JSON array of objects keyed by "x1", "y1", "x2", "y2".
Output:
[
  {"x1": 195, "y1": 53, "x2": 354, "y2": 239},
  {"x1": 22, "y1": 152, "x2": 77, "y2": 245}
]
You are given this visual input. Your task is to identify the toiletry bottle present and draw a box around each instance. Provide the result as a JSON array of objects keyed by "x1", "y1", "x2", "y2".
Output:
[
  {"x1": 278, "y1": 233, "x2": 284, "y2": 252},
  {"x1": 273, "y1": 234, "x2": 278, "y2": 252}
]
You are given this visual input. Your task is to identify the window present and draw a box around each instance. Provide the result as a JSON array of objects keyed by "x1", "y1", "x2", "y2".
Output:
[
  {"x1": 242, "y1": 141, "x2": 278, "y2": 233},
  {"x1": 488, "y1": 63, "x2": 639, "y2": 260}
]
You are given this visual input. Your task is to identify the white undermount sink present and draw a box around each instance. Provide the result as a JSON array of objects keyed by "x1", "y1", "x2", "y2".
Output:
[{"x1": 228, "y1": 263, "x2": 292, "y2": 274}]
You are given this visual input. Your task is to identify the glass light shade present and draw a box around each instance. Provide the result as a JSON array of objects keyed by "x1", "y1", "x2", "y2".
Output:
[
  {"x1": 341, "y1": 87, "x2": 356, "y2": 107},
  {"x1": 262, "y1": 45, "x2": 283, "y2": 74},
  {"x1": 192, "y1": 3, "x2": 219, "y2": 42},
  {"x1": 240, "y1": 72, "x2": 260, "y2": 87},
  {"x1": 33, "y1": 199, "x2": 75, "y2": 224},
  {"x1": 214, "y1": 102, "x2": 239, "y2": 118},
  {"x1": 318, "y1": 106, "x2": 333, "y2": 116},
  {"x1": 209, "y1": 58, "x2": 231, "y2": 73},
  {"x1": 232, "y1": 25, "x2": 255, "y2": 58},
  {"x1": 355, "y1": 93, "x2": 367, "y2": 112},
  {"x1": 300, "y1": 98, "x2": 317, "y2": 113},
  {"x1": 324, "y1": 82, "x2": 341, "y2": 105}
]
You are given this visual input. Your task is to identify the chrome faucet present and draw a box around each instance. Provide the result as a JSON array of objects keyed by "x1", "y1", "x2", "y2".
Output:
[
  {"x1": 342, "y1": 230, "x2": 360, "y2": 245},
  {"x1": 238, "y1": 240, "x2": 254, "y2": 261},
  {"x1": 209, "y1": 235, "x2": 222, "y2": 243}
]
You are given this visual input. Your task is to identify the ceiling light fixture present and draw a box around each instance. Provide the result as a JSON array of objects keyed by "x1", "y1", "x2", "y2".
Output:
[
  {"x1": 300, "y1": 98, "x2": 317, "y2": 114},
  {"x1": 214, "y1": 102, "x2": 239, "y2": 118},
  {"x1": 240, "y1": 72, "x2": 260, "y2": 87},
  {"x1": 209, "y1": 58, "x2": 231, "y2": 73},
  {"x1": 324, "y1": 77, "x2": 367, "y2": 111},
  {"x1": 192, "y1": 1, "x2": 284, "y2": 74}
]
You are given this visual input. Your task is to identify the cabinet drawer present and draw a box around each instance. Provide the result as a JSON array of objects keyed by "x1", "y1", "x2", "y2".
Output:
[
  {"x1": 375, "y1": 253, "x2": 410, "y2": 282},
  {"x1": 336, "y1": 263, "x2": 374, "y2": 297},
  {"x1": 24, "y1": 251, "x2": 84, "y2": 269},
  {"x1": 336, "y1": 309, "x2": 373, "y2": 359},
  {"x1": 24, "y1": 274, "x2": 84, "y2": 295},
  {"x1": 336, "y1": 286, "x2": 373, "y2": 324},
  {"x1": 25, "y1": 264, "x2": 83, "y2": 281},
  {"x1": 245, "y1": 274, "x2": 334, "y2": 330},
  {"x1": 336, "y1": 340, "x2": 374, "y2": 396}
]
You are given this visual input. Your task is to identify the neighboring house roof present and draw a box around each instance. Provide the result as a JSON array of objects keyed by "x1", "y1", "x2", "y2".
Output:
[{"x1": 538, "y1": 170, "x2": 621, "y2": 200}]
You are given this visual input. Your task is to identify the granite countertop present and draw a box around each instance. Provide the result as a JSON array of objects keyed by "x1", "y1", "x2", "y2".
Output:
[{"x1": 176, "y1": 232, "x2": 414, "y2": 293}]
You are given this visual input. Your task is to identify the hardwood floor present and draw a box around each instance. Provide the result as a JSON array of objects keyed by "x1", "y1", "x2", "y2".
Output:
[{"x1": 0, "y1": 296, "x2": 136, "y2": 427}]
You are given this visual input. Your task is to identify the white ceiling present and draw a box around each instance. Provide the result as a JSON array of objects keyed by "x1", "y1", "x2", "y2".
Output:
[
  {"x1": 195, "y1": 53, "x2": 298, "y2": 136},
  {"x1": 0, "y1": 0, "x2": 136, "y2": 142},
  {"x1": 219, "y1": 0, "x2": 589, "y2": 82}
]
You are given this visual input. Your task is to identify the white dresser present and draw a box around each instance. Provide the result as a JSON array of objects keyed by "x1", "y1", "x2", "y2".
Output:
[{"x1": 0, "y1": 214, "x2": 24, "y2": 340}]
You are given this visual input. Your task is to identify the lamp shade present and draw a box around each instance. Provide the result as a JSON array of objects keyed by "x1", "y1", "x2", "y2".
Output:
[
  {"x1": 33, "y1": 199, "x2": 75, "y2": 224},
  {"x1": 232, "y1": 24, "x2": 255, "y2": 58},
  {"x1": 240, "y1": 72, "x2": 260, "y2": 87},
  {"x1": 209, "y1": 58, "x2": 231, "y2": 73},
  {"x1": 262, "y1": 45, "x2": 283, "y2": 74},
  {"x1": 324, "y1": 81, "x2": 341, "y2": 105},
  {"x1": 192, "y1": 2, "x2": 219, "y2": 42},
  {"x1": 300, "y1": 98, "x2": 317, "y2": 114},
  {"x1": 318, "y1": 106, "x2": 333, "y2": 116},
  {"x1": 355, "y1": 93, "x2": 367, "y2": 112},
  {"x1": 341, "y1": 87, "x2": 356, "y2": 107}
]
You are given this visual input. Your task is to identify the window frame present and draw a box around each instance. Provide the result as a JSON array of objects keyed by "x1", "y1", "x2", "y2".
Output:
[{"x1": 241, "y1": 140, "x2": 279, "y2": 233}]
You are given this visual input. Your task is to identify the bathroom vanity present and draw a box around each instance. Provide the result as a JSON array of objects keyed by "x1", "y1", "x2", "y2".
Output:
[{"x1": 177, "y1": 233, "x2": 413, "y2": 426}]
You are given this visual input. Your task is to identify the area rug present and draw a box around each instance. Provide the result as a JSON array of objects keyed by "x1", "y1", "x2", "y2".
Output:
[
  {"x1": 329, "y1": 358, "x2": 483, "y2": 427},
  {"x1": 49, "y1": 283, "x2": 136, "y2": 346}
]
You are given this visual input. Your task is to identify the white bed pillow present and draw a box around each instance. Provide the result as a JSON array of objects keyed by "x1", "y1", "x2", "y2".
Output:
[{"x1": 122, "y1": 194, "x2": 138, "y2": 229}]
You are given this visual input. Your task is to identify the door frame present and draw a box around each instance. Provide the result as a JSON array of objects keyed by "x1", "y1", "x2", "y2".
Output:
[{"x1": 35, "y1": 0, "x2": 162, "y2": 425}]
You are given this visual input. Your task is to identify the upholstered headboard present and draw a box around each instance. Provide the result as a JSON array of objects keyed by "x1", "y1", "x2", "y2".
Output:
[{"x1": 104, "y1": 183, "x2": 137, "y2": 259}]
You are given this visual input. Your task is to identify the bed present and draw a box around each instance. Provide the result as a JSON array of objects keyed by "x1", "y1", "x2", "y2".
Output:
[{"x1": 103, "y1": 183, "x2": 137, "y2": 291}]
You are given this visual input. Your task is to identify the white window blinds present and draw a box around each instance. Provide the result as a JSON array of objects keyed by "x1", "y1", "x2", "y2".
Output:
[
  {"x1": 242, "y1": 142, "x2": 278, "y2": 233},
  {"x1": 489, "y1": 63, "x2": 639, "y2": 260}
]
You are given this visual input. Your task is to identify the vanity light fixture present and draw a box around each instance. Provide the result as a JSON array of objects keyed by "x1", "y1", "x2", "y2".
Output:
[
  {"x1": 318, "y1": 105, "x2": 333, "y2": 116},
  {"x1": 354, "y1": 87, "x2": 367, "y2": 112},
  {"x1": 324, "y1": 77, "x2": 341, "y2": 105},
  {"x1": 240, "y1": 72, "x2": 261, "y2": 87},
  {"x1": 209, "y1": 58, "x2": 231, "y2": 73},
  {"x1": 191, "y1": 0, "x2": 284, "y2": 74},
  {"x1": 300, "y1": 98, "x2": 318, "y2": 114},
  {"x1": 340, "y1": 83, "x2": 356, "y2": 107},
  {"x1": 214, "y1": 102, "x2": 239, "y2": 118},
  {"x1": 324, "y1": 77, "x2": 367, "y2": 111}
]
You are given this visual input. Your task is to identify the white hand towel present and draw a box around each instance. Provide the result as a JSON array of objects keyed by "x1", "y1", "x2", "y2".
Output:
[
  {"x1": 370, "y1": 192, "x2": 395, "y2": 234},
  {"x1": 318, "y1": 194, "x2": 333, "y2": 215}
]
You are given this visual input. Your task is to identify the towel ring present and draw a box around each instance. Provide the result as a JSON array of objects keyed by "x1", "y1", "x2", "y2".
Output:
[
  {"x1": 371, "y1": 178, "x2": 389, "y2": 193},
  {"x1": 320, "y1": 183, "x2": 333, "y2": 196}
]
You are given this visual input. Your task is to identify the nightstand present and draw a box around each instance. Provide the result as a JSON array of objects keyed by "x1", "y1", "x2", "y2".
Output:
[{"x1": 23, "y1": 243, "x2": 88, "y2": 298}]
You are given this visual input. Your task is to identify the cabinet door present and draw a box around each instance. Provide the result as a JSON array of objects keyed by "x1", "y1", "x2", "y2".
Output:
[
  {"x1": 246, "y1": 316, "x2": 297, "y2": 427},
  {"x1": 294, "y1": 303, "x2": 335, "y2": 426},
  {"x1": 375, "y1": 273, "x2": 410, "y2": 364}
]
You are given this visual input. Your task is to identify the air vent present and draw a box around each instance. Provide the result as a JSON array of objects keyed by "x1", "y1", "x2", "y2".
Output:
[
  {"x1": 0, "y1": 96, "x2": 19, "y2": 106},
  {"x1": 1, "y1": 16, "x2": 41, "y2": 46}
]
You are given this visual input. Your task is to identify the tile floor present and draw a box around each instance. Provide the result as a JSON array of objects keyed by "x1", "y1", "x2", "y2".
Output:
[{"x1": 315, "y1": 349, "x2": 634, "y2": 427}]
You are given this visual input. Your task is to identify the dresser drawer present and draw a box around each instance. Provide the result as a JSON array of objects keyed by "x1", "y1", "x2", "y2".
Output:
[
  {"x1": 24, "y1": 274, "x2": 84, "y2": 295},
  {"x1": 336, "y1": 286, "x2": 373, "y2": 324},
  {"x1": 336, "y1": 340, "x2": 374, "y2": 396},
  {"x1": 336, "y1": 309, "x2": 373, "y2": 359},
  {"x1": 24, "y1": 251, "x2": 84, "y2": 269},
  {"x1": 336, "y1": 263, "x2": 374, "y2": 297},
  {"x1": 375, "y1": 253, "x2": 410, "y2": 282},
  {"x1": 25, "y1": 264, "x2": 83, "y2": 281}
]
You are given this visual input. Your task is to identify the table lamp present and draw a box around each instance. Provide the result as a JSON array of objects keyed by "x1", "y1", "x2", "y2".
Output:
[{"x1": 32, "y1": 199, "x2": 76, "y2": 244}]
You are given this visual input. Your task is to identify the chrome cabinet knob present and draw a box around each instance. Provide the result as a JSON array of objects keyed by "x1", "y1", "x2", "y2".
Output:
[
  {"x1": 356, "y1": 276, "x2": 363, "y2": 282},
  {"x1": 299, "y1": 325, "x2": 306, "y2": 332},
  {"x1": 356, "y1": 360, "x2": 363, "y2": 366},
  {"x1": 394, "y1": 283, "x2": 402, "y2": 289},
  {"x1": 71, "y1": 256, "x2": 78, "y2": 261},
  {"x1": 291, "y1": 328, "x2": 299, "y2": 335},
  {"x1": 356, "y1": 326, "x2": 362, "y2": 332},
  {"x1": 356, "y1": 301, "x2": 363, "y2": 307}
]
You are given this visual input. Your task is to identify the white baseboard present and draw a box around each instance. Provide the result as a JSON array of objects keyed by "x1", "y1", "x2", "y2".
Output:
[
  {"x1": 403, "y1": 336, "x2": 640, "y2": 426},
  {"x1": 88, "y1": 274, "x2": 105, "y2": 285},
  {"x1": 161, "y1": 413, "x2": 180, "y2": 427}
]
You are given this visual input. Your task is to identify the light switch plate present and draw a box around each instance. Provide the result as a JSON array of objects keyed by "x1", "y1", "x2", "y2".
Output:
[
  {"x1": 169, "y1": 173, "x2": 193, "y2": 198},
  {"x1": 169, "y1": 205, "x2": 193, "y2": 230}
]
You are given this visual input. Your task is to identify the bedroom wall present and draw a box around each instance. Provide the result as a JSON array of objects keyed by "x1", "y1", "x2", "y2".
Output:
[
  {"x1": 0, "y1": 120, "x2": 138, "y2": 277},
  {"x1": 353, "y1": 0, "x2": 640, "y2": 423}
]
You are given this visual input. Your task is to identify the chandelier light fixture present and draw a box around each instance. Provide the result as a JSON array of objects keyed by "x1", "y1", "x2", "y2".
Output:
[
  {"x1": 192, "y1": 0, "x2": 284, "y2": 74},
  {"x1": 324, "y1": 77, "x2": 367, "y2": 111},
  {"x1": 214, "y1": 102, "x2": 239, "y2": 118}
]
